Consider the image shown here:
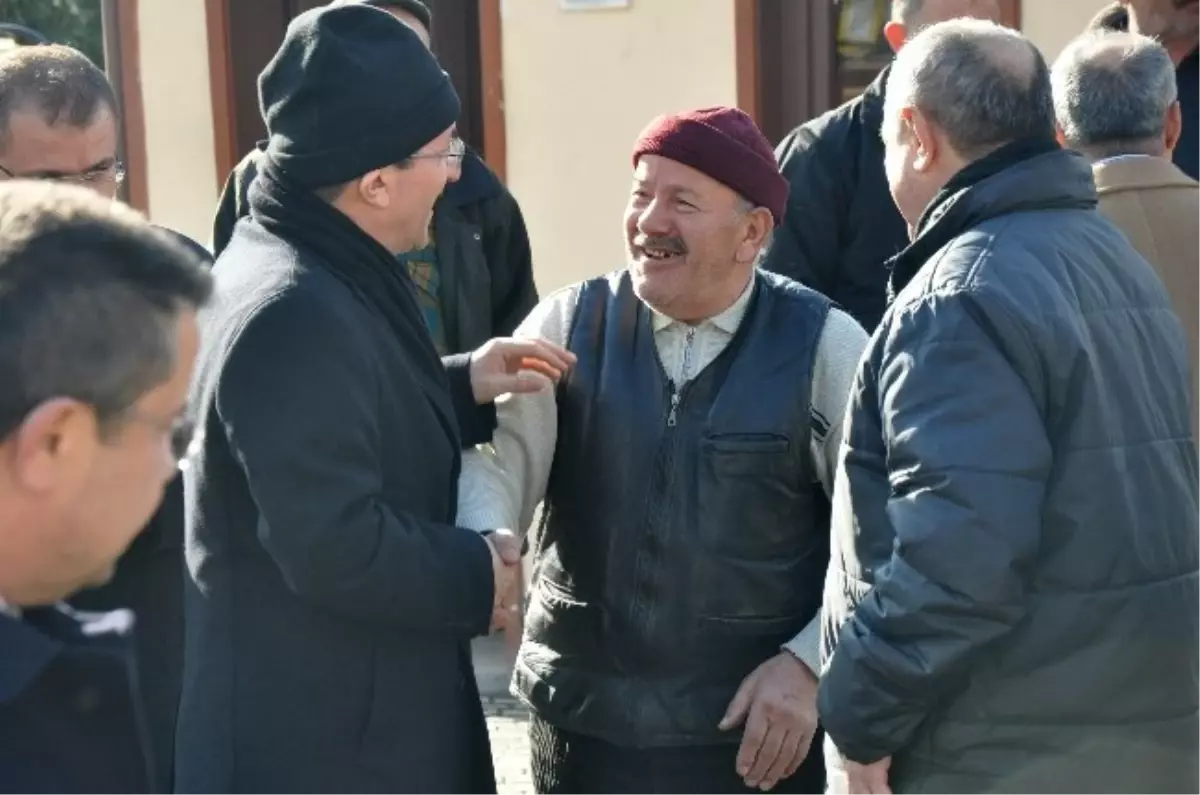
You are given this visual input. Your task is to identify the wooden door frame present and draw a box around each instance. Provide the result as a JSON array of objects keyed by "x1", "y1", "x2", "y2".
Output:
[
  {"x1": 101, "y1": 0, "x2": 149, "y2": 213},
  {"x1": 204, "y1": 0, "x2": 508, "y2": 189},
  {"x1": 205, "y1": 0, "x2": 238, "y2": 191},
  {"x1": 479, "y1": 0, "x2": 506, "y2": 182},
  {"x1": 734, "y1": 0, "x2": 760, "y2": 126}
]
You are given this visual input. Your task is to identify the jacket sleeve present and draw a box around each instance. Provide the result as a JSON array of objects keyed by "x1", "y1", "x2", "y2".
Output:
[
  {"x1": 441, "y1": 352, "x2": 497, "y2": 448},
  {"x1": 818, "y1": 290, "x2": 1052, "y2": 764},
  {"x1": 216, "y1": 292, "x2": 495, "y2": 636},
  {"x1": 456, "y1": 286, "x2": 579, "y2": 536},
  {"x1": 761, "y1": 125, "x2": 848, "y2": 296},
  {"x1": 484, "y1": 188, "x2": 540, "y2": 337}
]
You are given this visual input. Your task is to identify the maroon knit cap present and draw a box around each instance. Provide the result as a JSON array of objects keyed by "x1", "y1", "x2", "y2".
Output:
[{"x1": 631, "y1": 106, "x2": 788, "y2": 225}]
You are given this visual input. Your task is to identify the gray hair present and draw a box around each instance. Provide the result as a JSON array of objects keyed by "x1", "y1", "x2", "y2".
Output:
[
  {"x1": 0, "y1": 45, "x2": 118, "y2": 153},
  {"x1": 734, "y1": 195, "x2": 775, "y2": 265},
  {"x1": 1052, "y1": 30, "x2": 1177, "y2": 158},
  {"x1": 883, "y1": 18, "x2": 1055, "y2": 159},
  {"x1": 0, "y1": 181, "x2": 212, "y2": 440}
]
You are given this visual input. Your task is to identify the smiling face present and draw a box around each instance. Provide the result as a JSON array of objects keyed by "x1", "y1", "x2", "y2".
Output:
[{"x1": 624, "y1": 154, "x2": 772, "y2": 323}]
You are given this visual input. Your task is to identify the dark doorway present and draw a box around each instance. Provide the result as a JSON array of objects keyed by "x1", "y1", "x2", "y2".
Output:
[
  {"x1": 753, "y1": 0, "x2": 840, "y2": 146},
  {"x1": 221, "y1": 0, "x2": 486, "y2": 167}
]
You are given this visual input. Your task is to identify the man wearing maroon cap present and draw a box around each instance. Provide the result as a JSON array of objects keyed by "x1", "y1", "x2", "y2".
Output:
[{"x1": 459, "y1": 107, "x2": 868, "y2": 793}]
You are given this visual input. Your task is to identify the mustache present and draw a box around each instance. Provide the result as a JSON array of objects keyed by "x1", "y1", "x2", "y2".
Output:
[{"x1": 635, "y1": 235, "x2": 687, "y2": 255}]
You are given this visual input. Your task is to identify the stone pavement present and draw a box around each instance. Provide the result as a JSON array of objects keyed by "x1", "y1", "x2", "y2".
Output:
[
  {"x1": 483, "y1": 694, "x2": 533, "y2": 795},
  {"x1": 473, "y1": 632, "x2": 533, "y2": 795}
]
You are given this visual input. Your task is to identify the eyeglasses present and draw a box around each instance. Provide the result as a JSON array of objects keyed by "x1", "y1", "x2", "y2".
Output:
[
  {"x1": 0, "y1": 159, "x2": 127, "y2": 187},
  {"x1": 406, "y1": 137, "x2": 466, "y2": 166},
  {"x1": 123, "y1": 410, "x2": 202, "y2": 471}
]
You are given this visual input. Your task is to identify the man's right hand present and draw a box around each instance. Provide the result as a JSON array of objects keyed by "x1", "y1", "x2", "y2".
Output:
[{"x1": 486, "y1": 530, "x2": 522, "y2": 634}]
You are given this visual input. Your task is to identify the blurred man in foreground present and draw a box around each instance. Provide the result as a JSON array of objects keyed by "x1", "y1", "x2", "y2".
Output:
[
  {"x1": 0, "y1": 181, "x2": 212, "y2": 791},
  {"x1": 0, "y1": 44, "x2": 213, "y2": 790}
]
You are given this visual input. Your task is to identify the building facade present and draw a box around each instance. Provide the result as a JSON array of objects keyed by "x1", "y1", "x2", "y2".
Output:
[{"x1": 114, "y1": 0, "x2": 1110, "y2": 291}]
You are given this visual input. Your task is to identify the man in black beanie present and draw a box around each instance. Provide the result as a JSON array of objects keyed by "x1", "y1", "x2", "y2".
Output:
[
  {"x1": 175, "y1": 5, "x2": 573, "y2": 792},
  {"x1": 211, "y1": 0, "x2": 540, "y2": 355}
]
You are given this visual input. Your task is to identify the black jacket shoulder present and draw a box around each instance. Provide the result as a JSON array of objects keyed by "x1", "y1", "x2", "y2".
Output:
[
  {"x1": 0, "y1": 607, "x2": 154, "y2": 793},
  {"x1": 763, "y1": 67, "x2": 908, "y2": 332}
]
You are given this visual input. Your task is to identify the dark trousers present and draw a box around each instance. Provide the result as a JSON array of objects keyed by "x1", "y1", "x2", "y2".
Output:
[{"x1": 530, "y1": 714, "x2": 825, "y2": 794}]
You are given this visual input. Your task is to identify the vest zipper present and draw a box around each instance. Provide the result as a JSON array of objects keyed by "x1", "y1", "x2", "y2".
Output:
[{"x1": 666, "y1": 327, "x2": 697, "y2": 427}]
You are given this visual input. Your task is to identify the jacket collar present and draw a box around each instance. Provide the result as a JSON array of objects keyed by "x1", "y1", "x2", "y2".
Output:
[
  {"x1": 887, "y1": 140, "x2": 1095, "y2": 301},
  {"x1": 441, "y1": 150, "x2": 504, "y2": 208},
  {"x1": 0, "y1": 611, "x2": 58, "y2": 703},
  {"x1": 1093, "y1": 154, "x2": 1198, "y2": 195},
  {"x1": 0, "y1": 606, "x2": 138, "y2": 703}
]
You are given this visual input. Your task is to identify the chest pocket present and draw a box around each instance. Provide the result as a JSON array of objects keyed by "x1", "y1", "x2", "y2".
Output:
[{"x1": 697, "y1": 432, "x2": 810, "y2": 560}]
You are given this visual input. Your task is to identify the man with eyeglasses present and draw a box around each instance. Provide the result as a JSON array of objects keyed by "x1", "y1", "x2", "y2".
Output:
[
  {"x1": 212, "y1": 0, "x2": 540, "y2": 358},
  {"x1": 0, "y1": 180, "x2": 212, "y2": 792},
  {"x1": 176, "y1": 6, "x2": 573, "y2": 791},
  {"x1": 0, "y1": 42, "x2": 212, "y2": 793}
]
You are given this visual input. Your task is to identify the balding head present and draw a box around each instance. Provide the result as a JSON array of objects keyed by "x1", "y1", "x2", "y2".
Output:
[
  {"x1": 885, "y1": 19, "x2": 1053, "y2": 158},
  {"x1": 881, "y1": 19, "x2": 1056, "y2": 228},
  {"x1": 885, "y1": 0, "x2": 1001, "y2": 51},
  {"x1": 1053, "y1": 30, "x2": 1180, "y2": 160}
]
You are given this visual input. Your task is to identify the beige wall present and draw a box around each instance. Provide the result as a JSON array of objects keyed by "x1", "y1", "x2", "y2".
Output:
[
  {"x1": 1022, "y1": 0, "x2": 1110, "y2": 62},
  {"x1": 501, "y1": 0, "x2": 738, "y2": 295},
  {"x1": 127, "y1": 0, "x2": 1112, "y2": 263},
  {"x1": 137, "y1": 0, "x2": 219, "y2": 247}
]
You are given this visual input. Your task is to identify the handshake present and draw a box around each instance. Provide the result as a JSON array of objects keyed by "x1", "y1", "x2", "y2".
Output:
[{"x1": 485, "y1": 529, "x2": 523, "y2": 637}]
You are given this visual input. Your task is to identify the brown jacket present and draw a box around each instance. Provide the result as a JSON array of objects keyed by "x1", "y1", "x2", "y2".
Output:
[{"x1": 1094, "y1": 155, "x2": 1198, "y2": 423}]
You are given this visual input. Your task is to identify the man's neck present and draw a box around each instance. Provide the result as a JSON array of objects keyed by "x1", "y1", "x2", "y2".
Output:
[
  {"x1": 1083, "y1": 140, "x2": 1169, "y2": 162},
  {"x1": 672, "y1": 273, "x2": 755, "y2": 327}
]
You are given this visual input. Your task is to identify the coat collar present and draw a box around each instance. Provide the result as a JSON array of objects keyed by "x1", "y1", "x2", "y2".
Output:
[
  {"x1": 1093, "y1": 155, "x2": 1198, "y2": 195},
  {"x1": 0, "y1": 605, "x2": 137, "y2": 703}
]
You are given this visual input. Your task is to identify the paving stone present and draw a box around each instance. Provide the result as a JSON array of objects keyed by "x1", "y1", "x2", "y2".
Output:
[{"x1": 484, "y1": 695, "x2": 532, "y2": 795}]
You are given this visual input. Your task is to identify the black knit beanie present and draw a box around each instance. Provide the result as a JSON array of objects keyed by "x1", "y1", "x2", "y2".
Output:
[{"x1": 257, "y1": 3, "x2": 459, "y2": 190}]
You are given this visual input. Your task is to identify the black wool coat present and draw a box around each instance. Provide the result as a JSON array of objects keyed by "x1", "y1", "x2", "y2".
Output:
[{"x1": 175, "y1": 210, "x2": 501, "y2": 793}]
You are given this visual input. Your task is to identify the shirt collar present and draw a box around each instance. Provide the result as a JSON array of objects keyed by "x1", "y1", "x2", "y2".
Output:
[
  {"x1": 1093, "y1": 153, "x2": 1157, "y2": 168},
  {"x1": 650, "y1": 272, "x2": 756, "y2": 334}
]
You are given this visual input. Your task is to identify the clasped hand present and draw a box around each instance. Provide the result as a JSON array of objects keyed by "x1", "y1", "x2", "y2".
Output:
[{"x1": 485, "y1": 529, "x2": 522, "y2": 635}]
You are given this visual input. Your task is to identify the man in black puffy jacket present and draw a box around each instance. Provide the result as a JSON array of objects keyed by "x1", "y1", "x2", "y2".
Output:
[
  {"x1": 819, "y1": 18, "x2": 1198, "y2": 794},
  {"x1": 761, "y1": 0, "x2": 1000, "y2": 332}
]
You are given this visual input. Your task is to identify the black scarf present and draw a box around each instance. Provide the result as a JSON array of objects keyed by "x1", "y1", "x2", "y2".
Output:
[
  {"x1": 247, "y1": 158, "x2": 454, "y2": 423},
  {"x1": 886, "y1": 135, "x2": 1063, "y2": 302}
]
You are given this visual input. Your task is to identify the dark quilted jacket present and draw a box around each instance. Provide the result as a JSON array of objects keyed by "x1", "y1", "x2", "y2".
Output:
[{"x1": 819, "y1": 146, "x2": 1199, "y2": 793}]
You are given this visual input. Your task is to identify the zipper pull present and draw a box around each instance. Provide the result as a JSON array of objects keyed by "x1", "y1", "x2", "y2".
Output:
[{"x1": 667, "y1": 388, "x2": 680, "y2": 427}]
